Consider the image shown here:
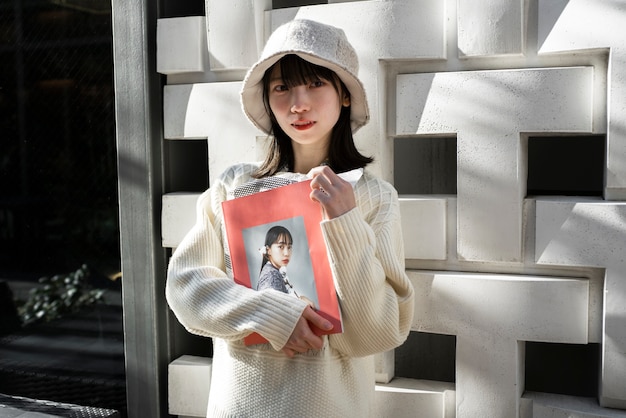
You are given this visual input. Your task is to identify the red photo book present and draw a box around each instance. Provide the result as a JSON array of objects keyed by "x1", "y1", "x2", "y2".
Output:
[{"x1": 222, "y1": 180, "x2": 343, "y2": 346}]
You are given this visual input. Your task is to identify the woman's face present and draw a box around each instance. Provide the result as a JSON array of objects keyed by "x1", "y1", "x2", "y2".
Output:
[
  {"x1": 267, "y1": 234, "x2": 292, "y2": 269},
  {"x1": 267, "y1": 64, "x2": 349, "y2": 151}
]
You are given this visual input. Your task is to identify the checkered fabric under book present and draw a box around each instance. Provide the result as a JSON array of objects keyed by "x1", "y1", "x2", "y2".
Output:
[{"x1": 230, "y1": 172, "x2": 307, "y2": 199}]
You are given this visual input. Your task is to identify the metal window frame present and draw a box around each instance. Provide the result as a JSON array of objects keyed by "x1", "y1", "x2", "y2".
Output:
[{"x1": 111, "y1": 1, "x2": 171, "y2": 416}]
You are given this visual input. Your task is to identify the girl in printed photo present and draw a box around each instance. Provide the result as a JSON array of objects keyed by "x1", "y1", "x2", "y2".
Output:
[{"x1": 256, "y1": 225, "x2": 294, "y2": 294}]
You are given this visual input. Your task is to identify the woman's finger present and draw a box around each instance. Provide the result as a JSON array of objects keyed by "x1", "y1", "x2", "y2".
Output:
[{"x1": 308, "y1": 165, "x2": 356, "y2": 218}]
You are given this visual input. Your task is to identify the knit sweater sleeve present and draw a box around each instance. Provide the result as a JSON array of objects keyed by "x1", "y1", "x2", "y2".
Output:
[
  {"x1": 323, "y1": 175, "x2": 414, "y2": 357},
  {"x1": 165, "y1": 167, "x2": 309, "y2": 351}
]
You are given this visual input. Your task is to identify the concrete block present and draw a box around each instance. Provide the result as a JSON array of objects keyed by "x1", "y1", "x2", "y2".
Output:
[
  {"x1": 538, "y1": 0, "x2": 622, "y2": 53},
  {"x1": 458, "y1": 0, "x2": 524, "y2": 56},
  {"x1": 410, "y1": 271, "x2": 588, "y2": 342},
  {"x1": 375, "y1": 378, "x2": 455, "y2": 418},
  {"x1": 208, "y1": 131, "x2": 257, "y2": 187},
  {"x1": 523, "y1": 392, "x2": 626, "y2": 418},
  {"x1": 168, "y1": 355, "x2": 212, "y2": 417},
  {"x1": 399, "y1": 197, "x2": 447, "y2": 260},
  {"x1": 538, "y1": 0, "x2": 626, "y2": 198},
  {"x1": 396, "y1": 67, "x2": 593, "y2": 262},
  {"x1": 163, "y1": 82, "x2": 260, "y2": 182},
  {"x1": 164, "y1": 82, "x2": 257, "y2": 140},
  {"x1": 396, "y1": 68, "x2": 593, "y2": 135},
  {"x1": 157, "y1": 17, "x2": 207, "y2": 75},
  {"x1": 162, "y1": 193, "x2": 199, "y2": 249},
  {"x1": 163, "y1": 84, "x2": 207, "y2": 139},
  {"x1": 206, "y1": 0, "x2": 272, "y2": 71},
  {"x1": 535, "y1": 199, "x2": 626, "y2": 408},
  {"x1": 409, "y1": 270, "x2": 588, "y2": 417},
  {"x1": 375, "y1": 350, "x2": 395, "y2": 384}
]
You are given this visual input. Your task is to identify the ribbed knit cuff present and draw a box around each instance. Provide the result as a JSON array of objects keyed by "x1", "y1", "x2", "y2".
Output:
[
  {"x1": 252, "y1": 290, "x2": 309, "y2": 350},
  {"x1": 320, "y1": 207, "x2": 373, "y2": 263}
]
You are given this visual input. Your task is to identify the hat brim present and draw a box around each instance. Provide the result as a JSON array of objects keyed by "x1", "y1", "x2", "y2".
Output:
[{"x1": 241, "y1": 51, "x2": 369, "y2": 135}]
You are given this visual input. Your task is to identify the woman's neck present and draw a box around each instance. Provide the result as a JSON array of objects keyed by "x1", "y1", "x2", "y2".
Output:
[{"x1": 292, "y1": 144, "x2": 329, "y2": 174}]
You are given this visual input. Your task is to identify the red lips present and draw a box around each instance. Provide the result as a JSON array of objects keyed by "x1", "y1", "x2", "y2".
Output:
[{"x1": 292, "y1": 120, "x2": 315, "y2": 130}]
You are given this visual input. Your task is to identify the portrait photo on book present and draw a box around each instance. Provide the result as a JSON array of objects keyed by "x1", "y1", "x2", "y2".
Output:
[{"x1": 244, "y1": 217, "x2": 319, "y2": 309}]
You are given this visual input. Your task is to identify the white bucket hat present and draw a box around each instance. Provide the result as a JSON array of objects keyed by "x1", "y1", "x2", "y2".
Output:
[{"x1": 240, "y1": 19, "x2": 369, "y2": 135}]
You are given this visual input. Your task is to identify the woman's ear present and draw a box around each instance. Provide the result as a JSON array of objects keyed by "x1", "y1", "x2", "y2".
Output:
[{"x1": 342, "y1": 92, "x2": 351, "y2": 107}]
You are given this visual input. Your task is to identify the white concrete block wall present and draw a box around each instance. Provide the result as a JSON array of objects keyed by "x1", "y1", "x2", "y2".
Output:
[
  {"x1": 396, "y1": 67, "x2": 593, "y2": 262},
  {"x1": 537, "y1": 0, "x2": 626, "y2": 200},
  {"x1": 458, "y1": 0, "x2": 525, "y2": 57},
  {"x1": 411, "y1": 271, "x2": 588, "y2": 417},
  {"x1": 535, "y1": 200, "x2": 626, "y2": 409},
  {"x1": 162, "y1": 193, "x2": 198, "y2": 249},
  {"x1": 168, "y1": 355, "x2": 212, "y2": 417},
  {"x1": 163, "y1": 82, "x2": 259, "y2": 180},
  {"x1": 522, "y1": 392, "x2": 626, "y2": 418},
  {"x1": 374, "y1": 378, "x2": 455, "y2": 418},
  {"x1": 205, "y1": 0, "x2": 272, "y2": 71},
  {"x1": 157, "y1": 0, "x2": 626, "y2": 416},
  {"x1": 399, "y1": 198, "x2": 447, "y2": 260},
  {"x1": 157, "y1": 17, "x2": 208, "y2": 74}
]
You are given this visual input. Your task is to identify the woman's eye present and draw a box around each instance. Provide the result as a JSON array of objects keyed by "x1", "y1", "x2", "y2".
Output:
[
  {"x1": 311, "y1": 80, "x2": 325, "y2": 88},
  {"x1": 273, "y1": 84, "x2": 288, "y2": 92}
]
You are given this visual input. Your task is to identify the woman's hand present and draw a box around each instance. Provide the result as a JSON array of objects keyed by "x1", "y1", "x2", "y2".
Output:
[
  {"x1": 308, "y1": 165, "x2": 356, "y2": 219},
  {"x1": 281, "y1": 306, "x2": 333, "y2": 358}
]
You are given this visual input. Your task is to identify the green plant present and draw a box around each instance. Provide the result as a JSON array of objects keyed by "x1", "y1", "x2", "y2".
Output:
[{"x1": 17, "y1": 264, "x2": 106, "y2": 326}]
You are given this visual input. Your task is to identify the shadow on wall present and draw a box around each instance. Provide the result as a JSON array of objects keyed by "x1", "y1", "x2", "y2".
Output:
[{"x1": 537, "y1": 0, "x2": 569, "y2": 50}]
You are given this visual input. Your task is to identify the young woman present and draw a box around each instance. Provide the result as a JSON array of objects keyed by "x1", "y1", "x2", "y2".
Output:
[
  {"x1": 166, "y1": 19, "x2": 414, "y2": 417},
  {"x1": 257, "y1": 225, "x2": 294, "y2": 294}
]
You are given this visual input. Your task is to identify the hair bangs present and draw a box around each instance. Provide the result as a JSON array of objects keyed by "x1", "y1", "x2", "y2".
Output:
[
  {"x1": 276, "y1": 232, "x2": 293, "y2": 245},
  {"x1": 277, "y1": 54, "x2": 338, "y2": 89}
]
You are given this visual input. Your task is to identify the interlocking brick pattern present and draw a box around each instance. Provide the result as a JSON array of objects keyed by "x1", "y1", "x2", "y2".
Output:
[{"x1": 159, "y1": 1, "x2": 626, "y2": 416}]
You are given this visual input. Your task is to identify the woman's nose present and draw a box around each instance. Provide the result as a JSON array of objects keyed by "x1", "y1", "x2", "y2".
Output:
[{"x1": 290, "y1": 86, "x2": 310, "y2": 113}]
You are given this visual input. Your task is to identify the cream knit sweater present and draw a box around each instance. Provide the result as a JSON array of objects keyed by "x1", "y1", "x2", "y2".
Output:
[{"x1": 166, "y1": 163, "x2": 414, "y2": 418}]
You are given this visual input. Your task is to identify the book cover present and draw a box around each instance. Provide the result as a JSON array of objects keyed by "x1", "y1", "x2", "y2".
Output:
[{"x1": 221, "y1": 179, "x2": 343, "y2": 346}]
